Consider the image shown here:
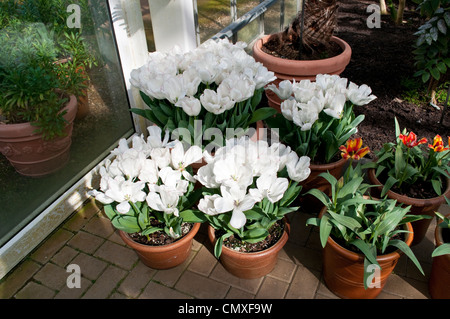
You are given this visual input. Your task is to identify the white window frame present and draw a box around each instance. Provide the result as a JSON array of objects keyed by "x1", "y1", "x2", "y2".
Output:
[{"x1": 0, "y1": 0, "x2": 149, "y2": 279}]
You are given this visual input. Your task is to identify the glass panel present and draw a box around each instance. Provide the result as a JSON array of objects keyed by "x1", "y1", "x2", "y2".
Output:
[
  {"x1": 196, "y1": 0, "x2": 231, "y2": 42},
  {"x1": 0, "y1": 0, "x2": 134, "y2": 246}
]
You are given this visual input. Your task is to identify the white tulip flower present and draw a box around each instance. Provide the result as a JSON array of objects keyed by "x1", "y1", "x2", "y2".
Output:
[
  {"x1": 175, "y1": 96, "x2": 202, "y2": 116},
  {"x1": 249, "y1": 173, "x2": 289, "y2": 203},
  {"x1": 346, "y1": 82, "x2": 377, "y2": 106},
  {"x1": 103, "y1": 177, "x2": 147, "y2": 214},
  {"x1": 214, "y1": 185, "x2": 257, "y2": 229},
  {"x1": 200, "y1": 89, "x2": 235, "y2": 115},
  {"x1": 146, "y1": 186, "x2": 180, "y2": 216},
  {"x1": 268, "y1": 80, "x2": 294, "y2": 100},
  {"x1": 198, "y1": 194, "x2": 221, "y2": 216},
  {"x1": 286, "y1": 153, "x2": 311, "y2": 182}
]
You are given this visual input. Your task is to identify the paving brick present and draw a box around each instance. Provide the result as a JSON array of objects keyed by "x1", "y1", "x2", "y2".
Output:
[
  {"x1": 0, "y1": 259, "x2": 41, "y2": 299},
  {"x1": 267, "y1": 258, "x2": 296, "y2": 283},
  {"x1": 255, "y1": 277, "x2": 289, "y2": 299},
  {"x1": 283, "y1": 243, "x2": 323, "y2": 271},
  {"x1": 94, "y1": 240, "x2": 138, "y2": 270},
  {"x1": 382, "y1": 273, "x2": 430, "y2": 299},
  {"x1": 51, "y1": 246, "x2": 79, "y2": 267},
  {"x1": 210, "y1": 263, "x2": 263, "y2": 294},
  {"x1": 70, "y1": 252, "x2": 108, "y2": 280},
  {"x1": 30, "y1": 228, "x2": 74, "y2": 264},
  {"x1": 82, "y1": 265, "x2": 127, "y2": 299},
  {"x1": 285, "y1": 265, "x2": 320, "y2": 299},
  {"x1": 188, "y1": 245, "x2": 217, "y2": 276},
  {"x1": 67, "y1": 230, "x2": 104, "y2": 254},
  {"x1": 140, "y1": 281, "x2": 193, "y2": 299},
  {"x1": 152, "y1": 251, "x2": 195, "y2": 287},
  {"x1": 175, "y1": 270, "x2": 229, "y2": 299},
  {"x1": 83, "y1": 214, "x2": 115, "y2": 238},
  {"x1": 225, "y1": 287, "x2": 255, "y2": 299},
  {"x1": 54, "y1": 276, "x2": 92, "y2": 299},
  {"x1": 14, "y1": 282, "x2": 56, "y2": 299},
  {"x1": 118, "y1": 262, "x2": 156, "y2": 298},
  {"x1": 33, "y1": 263, "x2": 68, "y2": 290},
  {"x1": 63, "y1": 199, "x2": 102, "y2": 232}
]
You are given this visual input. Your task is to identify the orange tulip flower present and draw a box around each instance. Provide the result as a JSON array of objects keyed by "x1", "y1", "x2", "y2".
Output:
[
  {"x1": 398, "y1": 132, "x2": 427, "y2": 148},
  {"x1": 428, "y1": 135, "x2": 449, "y2": 152},
  {"x1": 339, "y1": 138, "x2": 370, "y2": 160}
]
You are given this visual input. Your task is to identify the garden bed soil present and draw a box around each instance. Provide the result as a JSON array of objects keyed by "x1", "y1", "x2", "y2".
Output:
[
  {"x1": 261, "y1": 0, "x2": 449, "y2": 158},
  {"x1": 333, "y1": 0, "x2": 449, "y2": 155}
]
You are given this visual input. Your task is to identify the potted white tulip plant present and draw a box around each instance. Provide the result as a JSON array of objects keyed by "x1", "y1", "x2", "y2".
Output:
[
  {"x1": 130, "y1": 38, "x2": 278, "y2": 152},
  {"x1": 89, "y1": 127, "x2": 206, "y2": 269},
  {"x1": 195, "y1": 137, "x2": 311, "y2": 279},
  {"x1": 265, "y1": 74, "x2": 377, "y2": 212}
]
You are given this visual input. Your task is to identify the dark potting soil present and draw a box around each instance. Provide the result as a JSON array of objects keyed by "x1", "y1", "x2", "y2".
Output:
[
  {"x1": 218, "y1": 219, "x2": 285, "y2": 253},
  {"x1": 130, "y1": 222, "x2": 193, "y2": 246},
  {"x1": 261, "y1": 35, "x2": 343, "y2": 61}
]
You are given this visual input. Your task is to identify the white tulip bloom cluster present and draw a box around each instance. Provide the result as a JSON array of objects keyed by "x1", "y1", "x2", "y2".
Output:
[
  {"x1": 196, "y1": 137, "x2": 311, "y2": 229},
  {"x1": 89, "y1": 127, "x2": 202, "y2": 216},
  {"x1": 268, "y1": 74, "x2": 377, "y2": 131},
  {"x1": 130, "y1": 39, "x2": 276, "y2": 117}
]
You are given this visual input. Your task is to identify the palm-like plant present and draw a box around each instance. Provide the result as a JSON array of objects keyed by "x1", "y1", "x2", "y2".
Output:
[{"x1": 268, "y1": 0, "x2": 338, "y2": 59}]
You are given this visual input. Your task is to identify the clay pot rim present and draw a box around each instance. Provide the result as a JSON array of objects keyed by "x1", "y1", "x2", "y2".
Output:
[
  {"x1": 119, "y1": 222, "x2": 200, "y2": 253},
  {"x1": 310, "y1": 157, "x2": 347, "y2": 170},
  {"x1": 434, "y1": 213, "x2": 450, "y2": 261},
  {"x1": 0, "y1": 94, "x2": 77, "y2": 134},
  {"x1": 207, "y1": 217, "x2": 290, "y2": 258},
  {"x1": 367, "y1": 168, "x2": 450, "y2": 206},
  {"x1": 252, "y1": 34, "x2": 352, "y2": 69},
  {"x1": 319, "y1": 206, "x2": 414, "y2": 263}
]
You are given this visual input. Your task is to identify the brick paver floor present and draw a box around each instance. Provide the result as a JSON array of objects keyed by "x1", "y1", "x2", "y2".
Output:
[{"x1": 1, "y1": 198, "x2": 448, "y2": 300}]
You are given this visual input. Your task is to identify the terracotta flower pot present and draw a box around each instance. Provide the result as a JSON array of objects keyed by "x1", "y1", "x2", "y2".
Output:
[
  {"x1": 0, "y1": 95, "x2": 78, "y2": 177},
  {"x1": 252, "y1": 34, "x2": 352, "y2": 111},
  {"x1": 119, "y1": 222, "x2": 201, "y2": 270},
  {"x1": 428, "y1": 213, "x2": 450, "y2": 299},
  {"x1": 367, "y1": 168, "x2": 450, "y2": 245},
  {"x1": 300, "y1": 157, "x2": 347, "y2": 214},
  {"x1": 207, "y1": 217, "x2": 290, "y2": 279},
  {"x1": 319, "y1": 207, "x2": 414, "y2": 299}
]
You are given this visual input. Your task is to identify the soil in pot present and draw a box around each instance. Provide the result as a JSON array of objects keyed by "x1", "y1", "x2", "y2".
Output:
[
  {"x1": 208, "y1": 218, "x2": 290, "y2": 279},
  {"x1": 129, "y1": 221, "x2": 193, "y2": 246},
  {"x1": 262, "y1": 36, "x2": 343, "y2": 61},
  {"x1": 216, "y1": 219, "x2": 284, "y2": 253}
]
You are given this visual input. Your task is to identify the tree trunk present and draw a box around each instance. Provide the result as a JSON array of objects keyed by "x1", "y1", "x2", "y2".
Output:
[
  {"x1": 380, "y1": 0, "x2": 388, "y2": 15},
  {"x1": 396, "y1": 0, "x2": 406, "y2": 25}
]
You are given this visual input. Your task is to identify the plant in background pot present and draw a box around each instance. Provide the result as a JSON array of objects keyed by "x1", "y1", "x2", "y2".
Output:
[
  {"x1": 252, "y1": 0, "x2": 352, "y2": 110},
  {"x1": 428, "y1": 197, "x2": 450, "y2": 299},
  {"x1": 195, "y1": 137, "x2": 311, "y2": 278},
  {"x1": 306, "y1": 144, "x2": 426, "y2": 299},
  {"x1": 130, "y1": 38, "x2": 277, "y2": 152},
  {"x1": 265, "y1": 74, "x2": 376, "y2": 211},
  {"x1": 89, "y1": 127, "x2": 207, "y2": 269},
  {"x1": 366, "y1": 117, "x2": 450, "y2": 244},
  {"x1": 0, "y1": 21, "x2": 78, "y2": 177},
  {"x1": 59, "y1": 31, "x2": 98, "y2": 120}
]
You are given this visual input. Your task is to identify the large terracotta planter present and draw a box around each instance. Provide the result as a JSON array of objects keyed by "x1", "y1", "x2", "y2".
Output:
[
  {"x1": 319, "y1": 207, "x2": 414, "y2": 299},
  {"x1": 429, "y1": 213, "x2": 450, "y2": 299},
  {"x1": 252, "y1": 34, "x2": 352, "y2": 111},
  {"x1": 300, "y1": 157, "x2": 347, "y2": 214},
  {"x1": 367, "y1": 168, "x2": 450, "y2": 246},
  {"x1": 119, "y1": 222, "x2": 201, "y2": 270},
  {"x1": 207, "y1": 218, "x2": 290, "y2": 279},
  {"x1": 0, "y1": 95, "x2": 78, "y2": 177}
]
